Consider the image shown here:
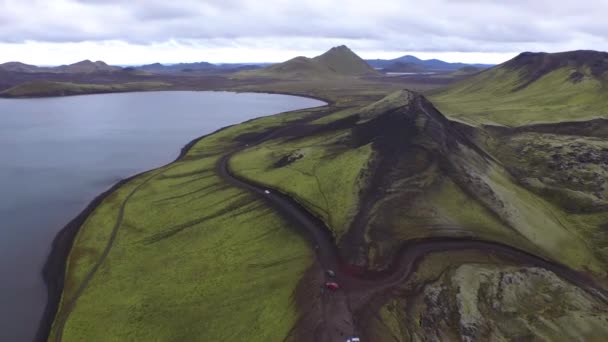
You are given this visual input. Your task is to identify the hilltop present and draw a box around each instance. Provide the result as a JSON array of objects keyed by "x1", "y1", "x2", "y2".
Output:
[
  {"x1": 0, "y1": 61, "x2": 45, "y2": 73},
  {"x1": 238, "y1": 45, "x2": 379, "y2": 79},
  {"x1": 431, "y1": 50, "x2": 608, "y2": 126},
  {"x1": 55, "y1": 60, "x2": 121, "y2": 73}
]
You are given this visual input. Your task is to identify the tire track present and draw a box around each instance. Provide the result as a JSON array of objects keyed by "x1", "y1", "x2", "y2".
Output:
[{"x1": 50, "y1": 167, "x2": 172, "y2": 342}]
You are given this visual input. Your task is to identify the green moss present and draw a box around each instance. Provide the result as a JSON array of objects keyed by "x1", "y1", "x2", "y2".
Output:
[
  {"x1": 484, "y1": 165, "x2": 603, "y2": 274},
  {"x1": 230, "y1": 131, "x2": 373, "y2": 239}
]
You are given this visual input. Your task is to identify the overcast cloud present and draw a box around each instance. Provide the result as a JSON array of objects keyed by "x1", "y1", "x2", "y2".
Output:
[{"x1": 0, "y1": 0, "x2": 606, "y2": 65}]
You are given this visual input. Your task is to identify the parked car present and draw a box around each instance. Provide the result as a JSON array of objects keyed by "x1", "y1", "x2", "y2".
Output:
[
  {"x1": 324, "y1": 282, "x2": 339, "y2": 290},
  {"x1": 326, "y1": 269, "x2": 336, "y2": 277},
  {"x1": 264, "y1": 190, "x2": 271, "y2": 194}
]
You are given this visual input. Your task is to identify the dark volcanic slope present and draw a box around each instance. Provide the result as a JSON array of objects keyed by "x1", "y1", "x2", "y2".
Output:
[
  {"x1": 431, "y1": 49, "x2": 608, "y2": 125},
  {"x1": 221, "y1": 92, "x2": 608, "y2": 341},
  {"x1": 505, "y1": 50, "x2": 608, "y2": 90},
  {"x1": 231, "y1": 89, "x2": 606, "y2": 277}
]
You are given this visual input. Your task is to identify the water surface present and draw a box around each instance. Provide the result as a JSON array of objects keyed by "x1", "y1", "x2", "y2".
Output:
[{"x1": 0, "y1": 91, "x2": 324, "y2": 341}]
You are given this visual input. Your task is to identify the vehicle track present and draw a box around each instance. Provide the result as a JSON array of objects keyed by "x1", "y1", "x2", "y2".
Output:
[{"x1": 50, "y1": 166, "x2": 175, "y2": 342}]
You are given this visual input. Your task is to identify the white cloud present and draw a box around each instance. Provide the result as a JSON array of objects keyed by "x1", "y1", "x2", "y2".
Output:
[{"x1": 0, "y1": 0, "x2": 606, "y2": 64}]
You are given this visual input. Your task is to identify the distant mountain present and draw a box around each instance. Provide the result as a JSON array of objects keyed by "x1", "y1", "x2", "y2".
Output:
[
  {"x1": 311, "y1": 45, "x2": 378, "y2": 75},
  {"x1": 134, "y1": 62, "x2": 267, "y2": 74},
  {"x1": 367, "y1": 55, "x2": 494, "y2": 72},
  {"x1": 382, "y1": 62, "x2": 426, "y2": 73},
  {"x1": 0, "y1": 62, "x2": 46, "y2": 73},
  {"x1": 55, "y1": 60, "x2": 122, "y2": 73},
  {"x1": 431, "y1": 49, "x2": 608, "y2": 125},
  {"x1": 0, "y1": 60, "x2": 122, "y2": 74},
  {"x1": 138, "y1": 62, "x2": 215, "y2": 73},
  {"x1": 242, "y1": 45, "x2": 379, "y2": 79}
]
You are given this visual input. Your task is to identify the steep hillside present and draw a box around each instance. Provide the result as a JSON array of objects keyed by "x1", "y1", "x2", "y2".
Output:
[
  {"x1": 230, "y1": 90, "x2": 605, "y2": 274},
  {"x1": 238, "y1": 45, "x2": 378, "y2": 79},
  {"x1": 229, "y1": 89, "x2": 608, "y2": 339},
  {"x1": 431, "y1": 50, "x2": 608, "y2": 126}
]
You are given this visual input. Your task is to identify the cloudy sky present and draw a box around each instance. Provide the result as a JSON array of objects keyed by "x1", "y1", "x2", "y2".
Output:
[{"x1": 0, "y1": 0, "x2": 606, "y2": 65}]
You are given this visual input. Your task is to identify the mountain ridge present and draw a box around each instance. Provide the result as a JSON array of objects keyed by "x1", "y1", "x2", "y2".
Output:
[
  {"x1": 431, "y1": 49, "x2": 608, "y2": 126},
  {"x1": 0, "y1": 60, "x2": 122, "y2": 74},
  {"x1": 367, "y1": 55, "x2": 494, "y2": 71}
]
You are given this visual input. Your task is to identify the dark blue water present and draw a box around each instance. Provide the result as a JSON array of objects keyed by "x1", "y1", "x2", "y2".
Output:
[{"x1": 0, "y1": 91, "x2": 324, "y2": 341}]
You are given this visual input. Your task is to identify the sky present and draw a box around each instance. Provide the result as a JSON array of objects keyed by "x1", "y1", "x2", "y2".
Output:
[{"x1": 0, "y1": 0, "x2": 606, "y2": 66}]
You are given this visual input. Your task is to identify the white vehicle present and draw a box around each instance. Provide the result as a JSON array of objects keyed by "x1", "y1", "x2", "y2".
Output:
[
  {"x1": 347, "y1": 338, "x2": 360, "y2": 342},
  {"x1": 264, "y1": 190, "x2": 271, "y2": 194}
]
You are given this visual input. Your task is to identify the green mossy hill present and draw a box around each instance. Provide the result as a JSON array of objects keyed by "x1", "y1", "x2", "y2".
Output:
[
  {"x1": 237, "y1": 45, "x2": 379, "y2": 79},
  {"x1": 48, "y1": 106, "x2": 324, "y2": 341},
  {"x1": 230, "y1": 90, "x2": 605, "y2": 276},
  {"x1": 1, "y1": 81, "x2": 171, "y2": 98},
  {"x1": 431, "y1": 50, "x2": 608, "y2": 126}
]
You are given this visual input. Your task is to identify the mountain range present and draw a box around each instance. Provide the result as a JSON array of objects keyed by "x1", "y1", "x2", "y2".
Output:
[
  {"x1": 367, "y1": 55, "x2": 494, "y2": 72},
  {"x1": 135, "y1": 62, "x2": 270, "y2": 74},
  {"x1": 1, "y1": 49, "x2": 492, "y2": 76},
  {"x1": 0, "y1": 60, "x2": 121, "y2": 73}
]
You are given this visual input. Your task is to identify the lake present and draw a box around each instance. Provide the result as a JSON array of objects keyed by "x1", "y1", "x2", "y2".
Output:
[{"x1": 0, "y1": 91, "x2": 325, "y2": 342}]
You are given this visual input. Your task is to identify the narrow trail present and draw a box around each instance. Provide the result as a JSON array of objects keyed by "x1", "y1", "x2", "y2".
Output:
[{"x1": 50, "y1": 166, "x2": 176, "y2": 342}]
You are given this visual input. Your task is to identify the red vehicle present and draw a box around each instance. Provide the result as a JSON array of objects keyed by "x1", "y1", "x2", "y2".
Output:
[{"x1": 325, "y1": 282, "x2": 340, "y2": 290}]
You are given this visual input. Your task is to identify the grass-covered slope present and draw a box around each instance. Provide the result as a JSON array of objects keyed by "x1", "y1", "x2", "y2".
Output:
[
  {"x1": 431, "y1": 50, "x2": 608, "y2": 126},
  {"x1": 47, "y1": 108, "x2": 323, "y2": 341},
  {"x1": 231, "y1": 129, "x2": 373, "y2": 239},
  {"x1": 1, "y1": 81, "x2": 171, "y2": 98},
  {"x1": 229, "y1": 90, "x2": 606, "y2": 276},
  {"x1": 237, "y1": 45, "x2": 379, "y2": 79}
]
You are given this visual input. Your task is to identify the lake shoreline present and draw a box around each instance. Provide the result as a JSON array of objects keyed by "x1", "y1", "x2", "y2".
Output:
[{"x1": 35, "y1": 92, "x2": 329, "y2": 341}]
